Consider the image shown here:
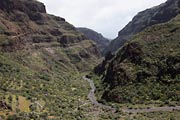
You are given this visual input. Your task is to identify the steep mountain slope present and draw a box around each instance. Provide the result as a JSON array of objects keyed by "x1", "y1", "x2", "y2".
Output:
[
  {"x1": 77, "y1": 27, "x2": 110, "y2": 52},
  {"x1": 0, "y1": 0, "x2": 101, "y2": 119},
  {"x1": 95, "y1": 14, "x2": 180, "y2": 104},
  {"x1": 105, "y1": 0, "x2": 180, "y2": 54}
]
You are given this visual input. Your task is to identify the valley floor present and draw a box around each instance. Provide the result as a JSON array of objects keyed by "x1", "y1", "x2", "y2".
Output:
[
  {"x1": 82, "y1": 75, "x2": 180, "y2": 120},
  {"x1": 1, "y1": 73, "x2": 180, "y2": 120}
]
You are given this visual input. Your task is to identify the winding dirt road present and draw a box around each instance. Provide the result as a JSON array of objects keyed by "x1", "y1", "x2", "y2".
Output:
[{"x1": 83, "y1": 76, "x2": 180, "y2": 113}]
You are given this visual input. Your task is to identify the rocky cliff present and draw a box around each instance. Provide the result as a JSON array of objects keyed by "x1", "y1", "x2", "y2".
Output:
[
  {"x1": 77, "y1": 27, "x2": 110, "y2": 53},
  {"x1": 105, "y1": 0, "x2": 180, "y2": 54},
  {"x1": 0, "y1": 0, "x2": 100, "y2": 70},
  {"x1": 0, "y1": 0, "x2": 101, "y2": 119},
  {"x1": 95, "y1": 14, "x2": 180, "y2": 104}
]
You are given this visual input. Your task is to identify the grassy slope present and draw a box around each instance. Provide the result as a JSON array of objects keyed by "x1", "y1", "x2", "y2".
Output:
[
  {"x1": 0, "y1": 0, "x2": 102, "y2": 119},
  {"x1": 95, "y1": 14, "x2": 180, "y2": 105},
  {"x1": 0, "y1": 40, "x2": 90, "y2": 119},
  {"x1": 0, "y1": 50, "x2": 121, "y2": 119}
]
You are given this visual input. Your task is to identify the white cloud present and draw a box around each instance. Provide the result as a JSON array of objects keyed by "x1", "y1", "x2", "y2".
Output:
[{"x1": 39, "y1": 0, "x2": 167, "y2": 39}]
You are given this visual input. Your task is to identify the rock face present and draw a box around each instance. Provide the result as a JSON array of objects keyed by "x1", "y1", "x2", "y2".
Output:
[
  {"x1": 95, "y1": 14, "x2": 180, "y2": 104},
  {"x1": 77, "y1": 27, "x2": 110, "y2": 53},
  {"x1": 0, "y1": 0, "x2": 46, "y2": 13},
  {"x1": 0, "y1": 0, "x2": 100, "y2": 70},
  {"x1": 0, "y1": 0, "x2": 101, "y2": 118},
  {"x1": 105, "y1": 0, "x2": 180, "y2": 54}
]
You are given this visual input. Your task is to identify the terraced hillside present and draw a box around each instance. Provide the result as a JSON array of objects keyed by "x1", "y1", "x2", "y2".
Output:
[{"x1": 0, "y1": 0, "x2": 101, "y2": 119}]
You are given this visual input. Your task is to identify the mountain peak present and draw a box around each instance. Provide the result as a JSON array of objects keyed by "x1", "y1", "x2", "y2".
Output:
[
  {"x1": 105, "y1": 0, "x2": 180, "y2": 54},
  {"x1": 0, "y1": 0, "x2": 46, "y2": 13}
]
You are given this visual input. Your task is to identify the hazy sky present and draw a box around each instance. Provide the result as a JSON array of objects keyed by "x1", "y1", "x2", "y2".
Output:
[{"x1": 39, "y1": 0, "x2": 166, "y2": 39}]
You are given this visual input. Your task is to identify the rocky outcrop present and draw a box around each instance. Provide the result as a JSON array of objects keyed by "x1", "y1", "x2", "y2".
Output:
[
  {"x1": 0, "y1": 0, "x2": 46, "y2": 13},
  {"x1": 94, "y1": 51, "x2": 114, "y2": 75},
  {"x1": 58, "y1": 34, "x2": 86, "y2": 46},
  {"x1": 0, "y1": 0, "x2": 101, "y2": 71},
  {"x1": 96, "y1": 14, "x2": 180, "y2": 104},
  {"x1": 105, "y1": 0, "x2": 180, "y2": 54},
  {"x1": 77, "y1": 27, "x2": 110, "y2": 53}
]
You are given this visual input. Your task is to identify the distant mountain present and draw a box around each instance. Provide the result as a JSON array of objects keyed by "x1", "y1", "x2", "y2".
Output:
[
  {"x1": 0, "y1": 0, "x2": 100, "y2": 118},
  {"x1": 105, "y1": 0, "x2": 180, "y2": 54},
  {"x1": 94, "y1": 5, "x2": 180, "y2": 104},
  {"x1": 77, "y1": 27, "x2": 110, "y2": 53}
]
